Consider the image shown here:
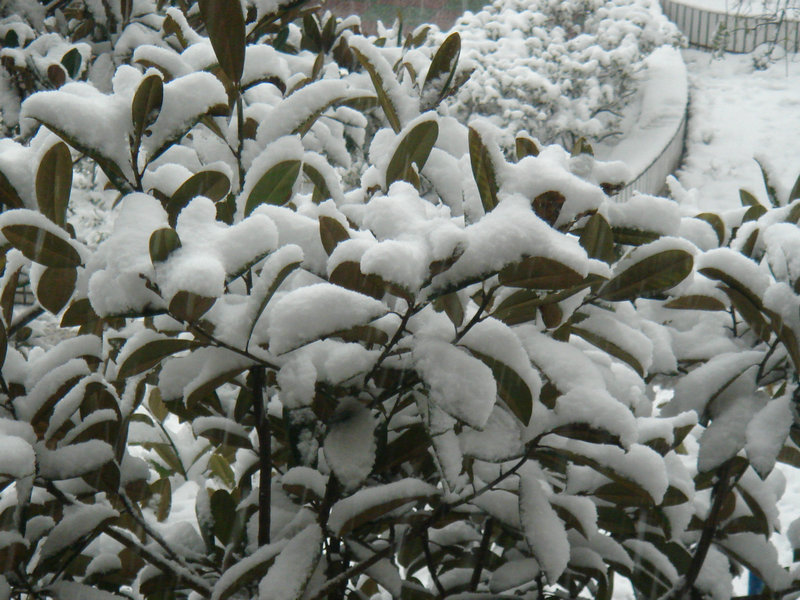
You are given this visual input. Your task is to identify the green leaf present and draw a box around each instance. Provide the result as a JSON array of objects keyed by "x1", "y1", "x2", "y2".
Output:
[
  {"x1": 743, "y1": 204, "x2": 767, "y2": 222},
  {"x1": 166, "y1": 170, "x2": 230, "y2": 226},
  {"x1": 324, "y1": 324, "x2": 389, "y2": 348},
  {"x1": 570, "y1": 326, "x2": 645, "y2": 377},
  {"x1": 61, "y1": 297, "x2": 100, "y2": 328},
  {"x1": 0, "y1": 169, "x2": 24, "y2": 209},
  {"x1": 36, "y1": 267, "x2": 76, "y2": 314},
  {"x1": 739, "y1": 188, "x2": 761, "y2": 208},
  {"x1": 131, "y1": 73, "x2": 163, "y2": 151},
  {"x1": 350, "y1": 46, "x2": 402, "y2": 133},
  {"x1": 151, "y1": 477, "x2": 172, "y2": 522},
  {"x1": 611, "y1": 227, "x2": 661, "y2": 246},
  {"x1": 755, "y1": 157, "x2": 780, "y2": 207},
  {"x1": 532, "y1": 190, "x2": 565, "y2": 226},
  {"x1": 463, "y1": 347, "x2": 532, "y2": 425},
  {"x1": 169, "y1": 291, "x2": 216, "y2": 323},
  {"x1": 664, "y1": 294, "x2": 726, "y2": 311},
  {"x1": 515, "y1": 134, "x2": 540, "y2": 160},
  {"x1": 0, "y1": 320, "x2": 6, "y2": 371},
  {"x1": 695, "y1": 212, "x2": 725, "y2": 245},
  {"x1": 36, "y1": 142, "x2": 72, "y2": 228},
  {"x1": 149, "y1": 228, "x2": 181, "y2": 264},
  {"x1": 571, "y1": 136, "x2": 594, "y2": 157},
  {"x1": 211, "y1": 489, "x2": 241, "y2": 545},
  {"x1": 319, "y1": 216, "x2": 349, "y2": 256},
  {"x1": 186, "y1": 365, "x2": 249, "y2": 409},
  {"x1": 244, "y1": 160, "x2": 301, "y2": 216},
  {"x1": 491, "y1": 289, "x2": 538, "y2": 326},
  {"x1": 579, "y1": 213, "x2": 615, "y2": 263},
  {"x1": 2, "y1": 224, "x2": 81, "y2": 268},
  {"x1": 198, "y1": 0, "x2": 246, "y2": 84},
  {"x1": 60, "y1": 47, "x2": 81, "y2": 79},
  {"x1": 211, "y1": 542, "x2": 285, "y2": 600},
  {"x1": 722, "y1": 285, "x2": 771, "y2": 342},
  {"x1": 421, "y1": 31, "x2": 460, "y2": 109},
  {"x1": 195, "y1": 420, "x2": 252, "y2": 450},
  {"x1": 117, "y1": 338, "x2": 201, "y2": 380},
  {"x1": 329, "y1": 261, "x2": 386, "y2": 300},
  {"x1": 292, "y1": 95, "x2": 345, "y2": 137},
  {"x1": 468, "y1": 126, "x2": 499, "y2": 213},
  {"x1": 789, "y1": 172, "x2": 800, "y2": 203},
  {"x1": 432, "y1": 292, "x2": 464, "y2": 328},
  {"x1": 599, "y1": 249, "x2": 693, "y2": 302},
  {"x1": 303, "y1": 163, "x2": 332, "y2": 203},
  {"x1": 499, "y1": 256, "x2": 584, "y2": 290},
  {"x1": 331, "y1": 484, "x2": 438, "y2": 535},
  {"x1": 245, "y1": 259, "x2": 302, "y2": 348},
  {"x1": 385, "y1": 119, "x2": 439, "y2": 189},
  {"x1": 699, "y1": 265, "x2": 763, "y2": 309}
]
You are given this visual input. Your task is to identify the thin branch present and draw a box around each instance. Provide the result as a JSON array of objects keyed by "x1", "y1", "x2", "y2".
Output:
[
  {"x1": 105, "y1": 527, "x2": 212, "y2": 598},
  {"x1": 252, "y1": 366, "x2": 272, "y2": 546},
  {"x1": 8, "y1": 305, "x2": 44, "y2": 336},
  {"x1": 422, "y1": 528, "x2": 445, "y2": 597},
  {"x1": 454, "y1": 287, "x2": 494, "y2": 343},
  {"x1": 469, "y1": 517, "x2": 494, "y2": 591},
  {"x1": 304, "y1": 544, "x2": 393, "y2": 600}
]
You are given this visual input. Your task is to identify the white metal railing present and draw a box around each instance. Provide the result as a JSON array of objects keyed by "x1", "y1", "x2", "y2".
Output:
[{"x1": 661, "y1": 0, "x2": 800, "y2": 52}]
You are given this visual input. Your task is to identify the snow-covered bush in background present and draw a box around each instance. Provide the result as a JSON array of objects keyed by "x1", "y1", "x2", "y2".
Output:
[
  {"x1": 449, "y1": 0, "x2": 684, "y2": 149},
  {"x1": 0, "y1": 1, "x2": 798, "y2": 599}
]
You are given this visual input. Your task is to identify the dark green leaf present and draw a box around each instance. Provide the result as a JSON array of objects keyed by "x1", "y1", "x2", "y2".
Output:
[
  {"x1": 303, "y1": 163, "x2": 332, "y2": 203},
  {"x1": 499, "y1": 256, "x2": 584, "y2": 290},
  {"x1": 664, "y1": 294, "x2": 727, "y2": 311},
  {"x1": 722, "y1": 285, "x2": 771, "y2": 342},
  {"x1": 149, "y1": 228, "x2": 181, "y2": 264},
  {"x1": 463, "y1": 347, "x2": 532, "y2": 425},
  {"x1": 186, "y1": 365, "x2": 249, "y2": 409},
  {"x1": 421, "y1": 31, "x2": 460, "y2": 109},
  {"x1": 36, "y1": 142, "x2": 72, "y2": 228},
  {"x1": 61, "y1": 297, "x2": 100, "y2": 328},
  {"x1": 699, "y1": 265, "x2": 763, "y2": 309},
  {"x1": 3, "y1": 224, "x2": 81, "y2": 268},
  {"x1": 743, "y1": 204, "x2": 767, "y2": 222},
  {"x1": 319, "y1": 216, "x2": 349, "y2": 256},
  {"x1": 385, "y1": 120, "x2": 438, "y2": 189},
  {"x1": 329, "y1": 261, "x2": 386, "y2": 300},
  {"x1": 468, "y1": 126, "x2": 499, "y2": 213},
  {"x1": 199, "y1": 0, "x2": 246, "y2": 84},
  {"x1": 579, "y1": 213, "x2": 615, "y2": 263},
  {"x1": 166, "y1": 170, "x2": 230, "y2": 226},
  {"x1": 611, "y1": 227, "x2": 661, "y2": 245},
  {"x1": 244, "y1": 160, "x2": 301, "y2": 215},
  {"x1": 599, "y1": 249, "x2": 693, "y2": 302},
  {"x1": 0, "y1": 169, "x2": 24, "y2": 210},
  {"x1": 432, "y1": 292, "x2": 464, "y2": 328},
  {"x1": 245, "y1": 259, "x2": 302, "y2": 347},
  {"x1": 571, "y1": 136, "x2": 594, "y2": 156},
  {"x1": 117, "y1": 338, "x2": 201, "y2": 380},
  {"x1": 532, "y1": 190, "x2": 565, "y2": 226},
  {"x1": 695, "y1": 212, "x2": 725, "y2": 245},
  {"x1": 570, "y1": 326, "x2": 645, "y2": 376},
  {"x1": 325, "y1": 324, "x2": 389, "y2": 348},
  {"x1": 755, "y1": 157, "x2": 780, "y2": 207},
  {"x1": 350, "y1": 46, "x2": 401, "y2": 133},
  {"x1": 515, "y1": 135, "x2": 539, "y2": 160},
  {"x1": 552, "y1": 423, "x2": 623, "y2": 447},
  {"x1": 789, "y1": 172, "x2": 800, "y2": 203},
  {"x1": 492, "y1": 289, "x2": 538, "y2": 326},
  {"x1": 60, "y1": 47, "x2": 81, "y2": 79},
  {"x1": 36, "y1": 267, "x2": 76, "y2": 314},
  {"x1": 169, "y1": 291, "x2": 215, "y2": 323},
  {"x1": 739, "y1": 188, "x2": 761, "y2": 208},
  {"x1": 131, "y1": 74, "x2": 163, "y2": 150}
]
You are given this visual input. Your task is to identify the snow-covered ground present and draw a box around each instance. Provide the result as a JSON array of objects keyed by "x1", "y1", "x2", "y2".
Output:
[{"x1": 676, "y1": 49, "x2": 800, "y2": 213}]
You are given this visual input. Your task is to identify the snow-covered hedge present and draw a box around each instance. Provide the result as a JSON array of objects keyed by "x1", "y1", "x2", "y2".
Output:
[
  {"x1": 0, "y1": 2, "x2": 798, "y2": 600},
  {"x1": 448, "y1": 0, "x2": 684, "y2": 148}
]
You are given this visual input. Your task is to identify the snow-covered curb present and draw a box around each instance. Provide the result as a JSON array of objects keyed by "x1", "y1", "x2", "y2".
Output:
[
  {"x1": 597, "y1": 45, "x2": 689, "y2": 200},
  {"x1": 662, "y1": 0, "x2": 800, "y2": 52}
]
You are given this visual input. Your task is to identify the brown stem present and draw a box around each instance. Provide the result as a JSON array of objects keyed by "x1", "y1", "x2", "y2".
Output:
[
  {"x1": 252, "y1": 366, "x2": 272, "y2": 545},
  {"x1": 678, "y1": 461, "x2": 734, "y2": 599},
  {"x1": 470, "y1": 517, "x2": 494, "y2": 591},
  {"x1": 422, "y1": 527, "x2": 445, "y2": 597}
]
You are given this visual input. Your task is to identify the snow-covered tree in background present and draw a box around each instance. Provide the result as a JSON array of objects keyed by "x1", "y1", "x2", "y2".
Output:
[{"x1": 0, "y1": 1, "x2": 798, "y2": 599}]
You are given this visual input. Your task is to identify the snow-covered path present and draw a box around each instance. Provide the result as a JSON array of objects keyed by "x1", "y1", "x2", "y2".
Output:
[{"x1": 675, "y1": 49, "x2": 800, "y2": 213}]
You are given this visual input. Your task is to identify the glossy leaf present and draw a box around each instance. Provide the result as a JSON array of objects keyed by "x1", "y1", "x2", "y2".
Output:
[
  {"x1": 131, "y1": 73, "x2": 163, "y2": 150},
  {"x1": 351, "y1": 46, "x2": 402, "y2": 133},
  {"x1": 149, "y1": 228, "x2": 181, "y2": 264},
  {"x1": 117, "y1": 338, "x2": 201, "y2": 380},
  {"x1": 385, "y1": 119, "x2": 438, "y2": 189},
  {"x1": 468, "y1": 126, "x2": 499, "y2": 213},
  {"x1": 319, "y1": 216, "x2": 349, "y2": 256},
  {"x1": 199, "y1": 0, "x2": 246, "y2": 84},
  {"x1": 464, "y1": 347, "x2": 533, "y2": 425},
  {"x1": 599, "y1": 249, "x2": 693, "y2": 302},
  {"x1": 579, "y1": 213, "x2": 615, "y2": 263},
  {"x1": 244, "y1": 160, "x2": 301, "y2": 215},
  {"x1": 166, "y1": 170, "x2": 230, "y2": 226},
  {"x1": 36, "y1": 267, "x2": 76, "y2": 314},
  {"x1": 36, "y1": 142, "x2": 72, "y2": 228},
  {"x1": 169, "y1": 291, "x2": 216, "y2": 323},
  {"x1": 664, "y1": 294, "x2": 726, "y2": 311},
  {"x1": 422, "y1": 32, "x2": 461, "y2": 108},
  {"x1": 2, "y1": 224, "x2": 81, "y2": 268},
  {"x1": 499, "y1": 256, "x2": 584, "y2": 290}
]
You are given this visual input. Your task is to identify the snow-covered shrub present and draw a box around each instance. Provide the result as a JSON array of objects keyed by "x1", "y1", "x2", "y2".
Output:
[
  {"x1": 448, "y1": 0, "x2": 684, "y2": 149},
  {"x1": 0, "y1": 2, "x2": 797, "y2": 599}
]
